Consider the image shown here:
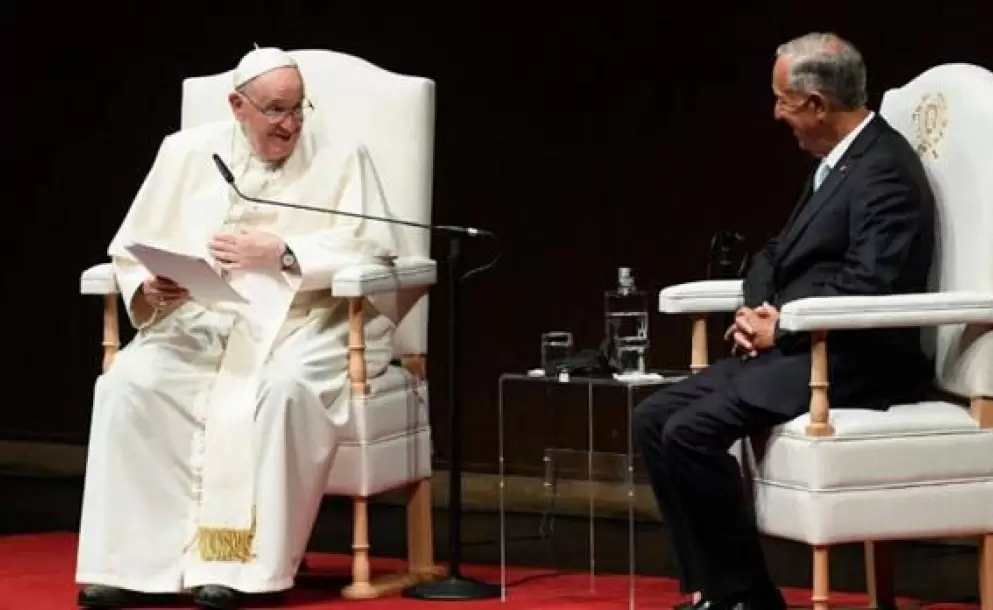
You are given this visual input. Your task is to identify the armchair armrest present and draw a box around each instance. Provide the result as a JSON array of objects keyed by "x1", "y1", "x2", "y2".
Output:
[
  {"x1": 658, "y1": 280, "x2": 743, "y2": 314},
  {"x1": 332, "y1": 256, "x2": 437, "y2": 297},
  {"x1": 783, "y1": 291, "x2": 993, "y2": 439},
  {"x1": 81, "y1": 263, "x2": 118, "y2": 295},
  {"x1": 779, "y1": 291, "x2": 993, "y2": 332}
]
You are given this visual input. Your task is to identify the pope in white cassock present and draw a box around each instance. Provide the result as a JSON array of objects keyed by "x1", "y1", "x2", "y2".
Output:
[{"x1": 76, "y1": 47, "x2": 399, "y2": 610}]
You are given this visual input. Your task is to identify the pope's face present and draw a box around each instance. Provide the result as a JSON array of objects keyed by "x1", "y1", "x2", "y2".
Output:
[{"x1": 229, "y1": 67, "x2": 306, "y2": 163}]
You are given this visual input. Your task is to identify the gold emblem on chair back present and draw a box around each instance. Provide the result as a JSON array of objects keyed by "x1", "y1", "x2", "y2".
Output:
[{"x1": 911, "y1": 92, "x2": 949, "y2": 159}]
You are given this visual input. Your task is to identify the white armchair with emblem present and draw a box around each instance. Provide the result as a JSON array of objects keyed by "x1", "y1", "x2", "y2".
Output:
[
  {"x1": 657, "y1": 63, "x2": 993, "y2": 609},
  {"x1": 79, "y1": 49, "x2": 441, "y2": 599}
]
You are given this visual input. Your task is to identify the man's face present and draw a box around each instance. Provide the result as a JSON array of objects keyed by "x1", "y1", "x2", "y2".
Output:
[
  {"x1": 772, "y1": 57, "x2": 830, "y2": 157},
  {"x1": 229, "y1": 67, "x2": 306, "y2": 163}
]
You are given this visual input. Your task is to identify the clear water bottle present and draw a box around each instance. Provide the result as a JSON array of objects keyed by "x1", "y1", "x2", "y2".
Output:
[{"x1": 604, "y1": 267, "x2": 649, "y2": 375}]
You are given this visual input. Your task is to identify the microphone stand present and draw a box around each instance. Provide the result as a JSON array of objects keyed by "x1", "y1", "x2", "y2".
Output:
[
  {"x1": 211, "y1": 154, "x2": 501, "y2": 600},
  {"x1": 401, "y1": 232, "x2": 501, "y2": 601}
]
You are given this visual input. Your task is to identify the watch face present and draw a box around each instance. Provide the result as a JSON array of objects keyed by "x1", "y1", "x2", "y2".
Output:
[{"x1": 282, "y1": 252, "x2": 295, "y2": 267}]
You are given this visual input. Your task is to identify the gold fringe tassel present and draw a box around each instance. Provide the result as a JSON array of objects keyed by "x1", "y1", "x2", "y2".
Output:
[{"x1": 196, "y1": 508, "x2": 257, "y2": 563}]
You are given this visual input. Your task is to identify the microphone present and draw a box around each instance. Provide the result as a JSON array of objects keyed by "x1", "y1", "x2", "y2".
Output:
[{"x1": 211, "y1": 154, "x2": 490, "y2": 237}]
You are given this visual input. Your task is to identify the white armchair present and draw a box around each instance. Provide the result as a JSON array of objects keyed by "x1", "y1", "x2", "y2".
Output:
[
  {"x1": 658, "y1": 63, "x2": 993, "y2": 609},
  {"x1": 79, "y1": 49, "x2": 442, "y2": 599}
]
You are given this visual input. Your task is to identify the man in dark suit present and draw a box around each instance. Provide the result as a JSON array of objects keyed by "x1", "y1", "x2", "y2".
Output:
[{"x1": 633, "y1": 32, "x2": 935, "y2": 609}]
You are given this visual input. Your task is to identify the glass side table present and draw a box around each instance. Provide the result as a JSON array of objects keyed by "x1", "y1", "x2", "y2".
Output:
[{"x1": 497, "y1": 370, "x2": 687, "y2": 608}]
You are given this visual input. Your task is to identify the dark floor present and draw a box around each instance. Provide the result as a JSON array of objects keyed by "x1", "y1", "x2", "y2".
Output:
[{"x1": 0, "y1": 473, "x2": 980, "y2": 605}]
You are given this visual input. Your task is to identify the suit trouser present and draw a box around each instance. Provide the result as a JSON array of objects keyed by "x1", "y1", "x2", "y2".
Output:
[
  {"x1": 633, "y1": 338, "x2": 914, "y2": 599},
  {"x1": 633, "y1": 347, "x2": 811, "y2": 599}
]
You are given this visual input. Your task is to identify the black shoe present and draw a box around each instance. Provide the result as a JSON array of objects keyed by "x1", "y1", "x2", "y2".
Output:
[
  {"x1": 192, "y1": 584, "x2": 288, "y2": 609},
  {"x1": 77, "y1": 584, "x2": 174, "y2": 608},
  {"x1": 193, "y1": 585, "x2": 240, "y2": 610}
]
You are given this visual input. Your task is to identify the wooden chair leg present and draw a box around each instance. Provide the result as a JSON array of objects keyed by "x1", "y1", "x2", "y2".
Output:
[
  {"x1": 812, "y1": 545, "x2": 830, "y2": 610},
  {"x1": 400, "y1": 356, "x2": 440, "y2": 581},
  {"x1": 865, "y1": 541, "x2": 895, "y2": 609},
  {"x1": 407, "y1": 478, "x2": 442, "y2": 579},
  {"x1": 970, "y1": 401, "x2": 992, "y2": 609},
  {"x1": 981, "y1": 533, "x2": 992, "y2": 610},
  {"x1": 340, "y1": 485, "x2": 441, "y2": 600},
  {"x1": 341, "y1": 497, "x2": 373, "y2": 599}
]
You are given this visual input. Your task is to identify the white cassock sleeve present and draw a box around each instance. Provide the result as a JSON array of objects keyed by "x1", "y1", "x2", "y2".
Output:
[
  {"x1": 283, "y1": 147, "x2": 398, "y2": 293},
  {"x1": 107, "y1": 133, "x2": 191, "y2": 328}
]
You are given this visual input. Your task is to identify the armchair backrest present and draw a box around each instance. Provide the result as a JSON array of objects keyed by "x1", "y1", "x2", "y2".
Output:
[
  {"x1": 180, "y1": 49, "x2": 436, "y2": 357},
  {"x1": 879, "y1": 63, "x2": 993, "y2": 398}
]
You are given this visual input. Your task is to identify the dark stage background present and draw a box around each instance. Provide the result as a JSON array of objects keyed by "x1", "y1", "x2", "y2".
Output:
[{"x1": 9, "y1": 3, "x2": 992, "y2": 475}]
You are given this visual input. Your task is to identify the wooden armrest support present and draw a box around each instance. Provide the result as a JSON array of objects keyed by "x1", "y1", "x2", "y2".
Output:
[
  {"x1": 972, "y1": 396, "x2": 992, "y2": 429},
  {"x1": 690, "y1": 315, "x2": 709, "y2": 373},
  {"x1": 102, "y1": 295, "x2": 120, "y2": 373},
  {"x1": 806, "y1": 330, "x2": 833, "y2": 437},
  {"x1": 347, "y1": 298, "x2": 370, "y2": 396}
]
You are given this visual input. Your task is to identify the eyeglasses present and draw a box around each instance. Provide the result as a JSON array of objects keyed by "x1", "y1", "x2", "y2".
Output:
[
  {"x1": 239, "y1": 92, "x2": 314, "y2": 122},
  {"x1": 774, "y1": 91, "x2": 813, "y2": 112}
]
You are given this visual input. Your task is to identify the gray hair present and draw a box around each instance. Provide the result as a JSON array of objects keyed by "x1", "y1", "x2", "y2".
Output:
[{"x1": 775, "y1": 32, "x2": 868, "y2": 111}]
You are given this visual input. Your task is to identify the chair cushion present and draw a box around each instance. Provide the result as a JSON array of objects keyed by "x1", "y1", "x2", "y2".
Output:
[
  {"x1": 756, "y1": 401, "x2": 993, "y2": 491},
  {"x1": 751, "y1": 401, "x2": 993, "y2": 544}
]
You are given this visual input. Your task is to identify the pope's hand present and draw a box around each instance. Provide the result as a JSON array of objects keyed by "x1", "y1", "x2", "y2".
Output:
[
  {"x1": 141, "y1": 276, "x2": 188, "y2": 309},
  {"x1": 209, "y1": 231, "x2": 285, "y2": 271}
]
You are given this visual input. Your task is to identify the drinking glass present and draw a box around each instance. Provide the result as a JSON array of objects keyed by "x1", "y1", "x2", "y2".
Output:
[{"x1": 614, "y1": 335, "x2": 648, "y2": 375}]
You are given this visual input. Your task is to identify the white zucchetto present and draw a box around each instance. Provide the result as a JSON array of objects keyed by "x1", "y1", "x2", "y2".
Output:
[{"x1": 232, "y1": 46, "x2": 298, "y2": 89}]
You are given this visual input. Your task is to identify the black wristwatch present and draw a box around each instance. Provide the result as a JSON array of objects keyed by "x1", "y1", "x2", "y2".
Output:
[{"x1": 280, "y1": 245, "x2": 297, "y2": 270}]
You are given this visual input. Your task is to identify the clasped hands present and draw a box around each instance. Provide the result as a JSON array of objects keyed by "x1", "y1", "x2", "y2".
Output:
[
  {"x1": 725, "y1": 302, "x2": 779, "y2": 358},
  {"x1": 141, "y1": 230, "x2": 286, "y2": 310}
]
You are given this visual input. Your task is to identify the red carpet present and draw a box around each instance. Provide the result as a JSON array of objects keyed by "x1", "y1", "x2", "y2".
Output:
[{"x1": 0, "y1": 533, "x2": 977, "y2": 609}]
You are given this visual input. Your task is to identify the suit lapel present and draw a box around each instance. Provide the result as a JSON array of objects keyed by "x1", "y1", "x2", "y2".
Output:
[
  {"x1": 777, "y1": 117, "x2": 884, "y2": 259},
  {"x1": 780, "y1": 169, "x2": 815, "y2": 237}
]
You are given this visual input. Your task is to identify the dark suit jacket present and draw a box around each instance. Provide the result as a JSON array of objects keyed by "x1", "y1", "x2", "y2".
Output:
[{"x1": 742, "y1": 116, "x2": 936, "y2": 381}]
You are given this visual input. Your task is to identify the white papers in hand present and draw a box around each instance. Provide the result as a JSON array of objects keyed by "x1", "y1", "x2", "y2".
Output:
[{"x1": 124, "y1": 242, "x2": 249, "y2": 305}]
